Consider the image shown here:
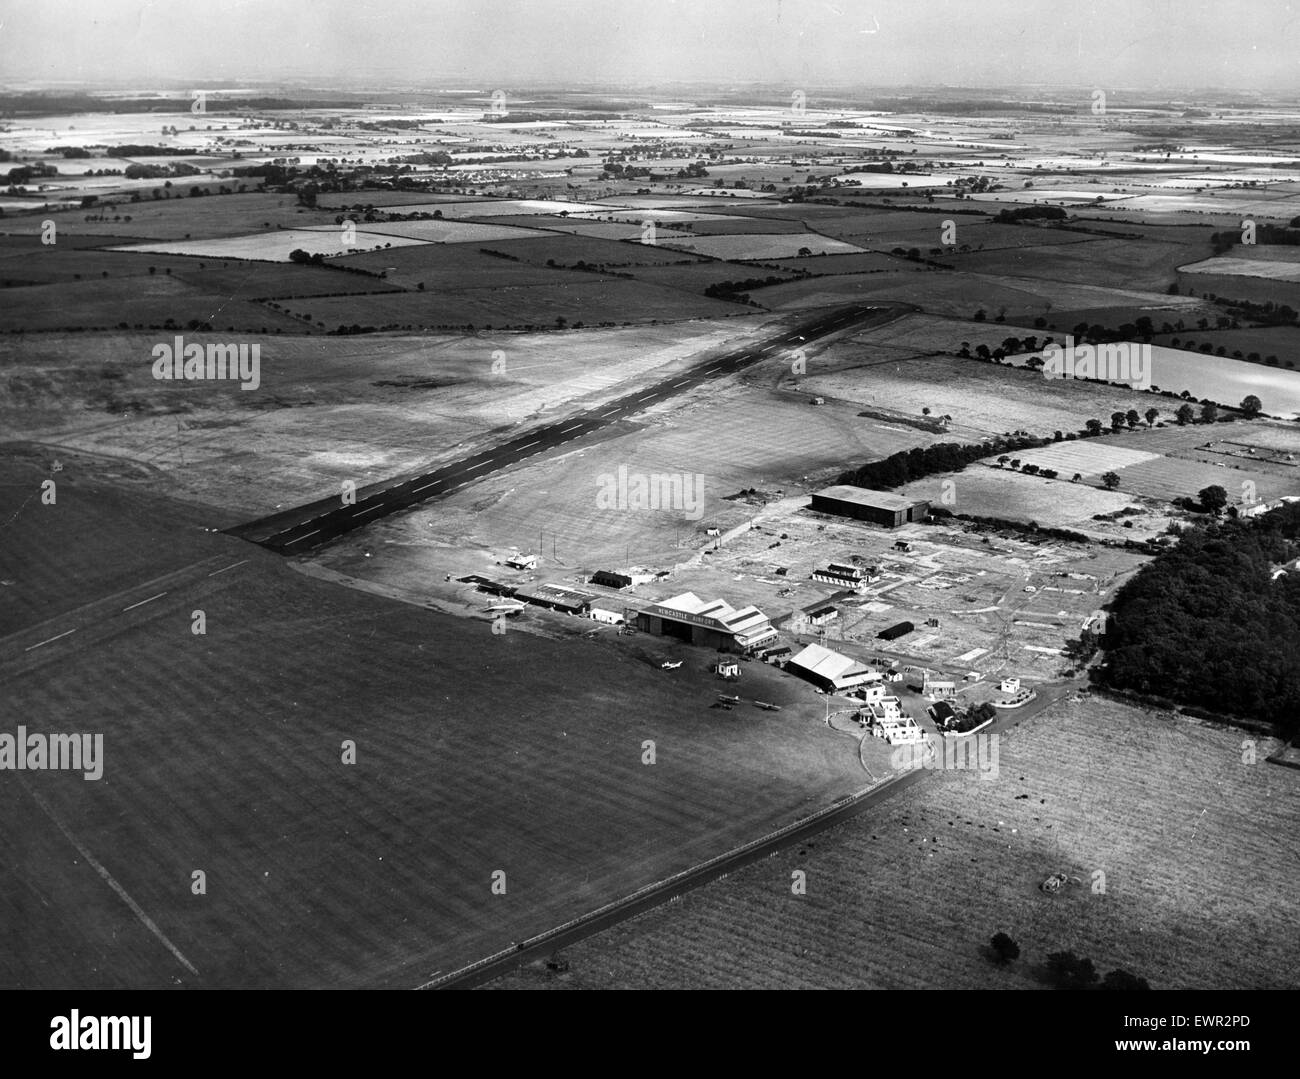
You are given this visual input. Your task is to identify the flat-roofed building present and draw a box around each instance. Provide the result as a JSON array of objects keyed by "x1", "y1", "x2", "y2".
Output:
[
  {"x1": 870, "y1": 714, "x2": 925, "y2": 745},
  {"x1": 590, "y1": 569, "x2": 634, "y2": 589},
  {"x1": 810, "y1": 485, "x2": 930, "y2": 528},
  {"x1": 632, "y1": 592, "x2": 777, "y2": 653},
  {"x1": 515, "y1": 583, "x2": 593, "y2": 615}
]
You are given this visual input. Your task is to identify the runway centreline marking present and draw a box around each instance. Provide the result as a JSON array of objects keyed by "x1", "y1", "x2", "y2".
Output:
[
  {"x1": 412, "y1": 482, "x2": 440, "y2": 493},
  {"x1": 206, "y1": 560, "x2": 249, "y2": 577},
  {"x1": 121, "y1": 591, "x2": 168, "y2": 612},
  {"x1": 285, "y1": 530, "x2": 320, "y2": 546},
  {"x1": 352, "y1": 504, "x2": 383, "y2": 517},
  {"x1": 23, "y1": 628, "x2": 76, "y2": 652}
]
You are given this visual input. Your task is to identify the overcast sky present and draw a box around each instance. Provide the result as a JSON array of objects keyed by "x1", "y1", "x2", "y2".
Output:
[{"x1": 2, "y1": 0, "x2": 1297, "y2": 92}]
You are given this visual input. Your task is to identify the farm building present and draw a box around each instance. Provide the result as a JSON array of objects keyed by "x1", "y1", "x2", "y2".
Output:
[
  {"x1": 810, "y1": 486, "x2": 930, "y2": 528},
  {"x1": 514, "y1": 583, "x2": 593, "y2": 615},
  {"x1": 877, "y1": 621, "x2": 915, "y2": 642},
  {"x1": 632, "y1": 592, "x2": 777, "y2": 653},
  {"x1": 590, "y1": 569, "x2": 634, "y2": 589},
  {"x1": 785, "y1": 643, "x2": 875, "y2": 691}
]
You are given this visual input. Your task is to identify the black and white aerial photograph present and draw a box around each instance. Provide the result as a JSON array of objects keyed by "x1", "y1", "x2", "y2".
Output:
[{"x1": 1, "y1": 0, "x2": 1295, "y2": 1048}]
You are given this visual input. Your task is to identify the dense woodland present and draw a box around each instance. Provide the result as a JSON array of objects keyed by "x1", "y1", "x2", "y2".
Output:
[{"x1": 1097, "y1": 502, "x2": 1300, "y2": 736}]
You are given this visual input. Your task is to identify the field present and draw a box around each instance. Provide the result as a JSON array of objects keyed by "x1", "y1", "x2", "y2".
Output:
[
  {"x1": 750, "y1": 268, "x2": 1202, "y2": 319},
  {"x1": 108, "y1": 228, "x2": 432, "y2": 262},
  {"x1": 314, "y1": 377, "x2": 935, "y2": 584},
  {"x1": 655, "y1": 232, "x2": 866, "y2": 260},
  {"x1": 0, "y1": 275, "x2": 308, "y2": 334},
  {"x1": 7, "y1": 192, "x2": 327, "y2": 240},
  {"x1": 272, "y1": 276, "x2": 744, "y2": 329},
  {"x1": 797, "y1": 350, "x2": 1178, "y2": 441},
  {"x1": 0, "y1": 317, "x2": 780, "y2": 514},
  {"x1": 1, "y1": 452, "x2": 867, "y2": 989},
  {"x1": 303, "y1": 220, "x2": 553, "y2": 243},
  {"x1": 6, "y1": 86, "x2": 1300, "y2": 991},
  {"x1": 489, "y1": 696, "x2": 1300, "y2": 989}
]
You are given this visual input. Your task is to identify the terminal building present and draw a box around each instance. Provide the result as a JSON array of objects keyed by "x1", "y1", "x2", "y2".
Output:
[
  {"x1": 515, "y1": 583, "x2": 594, "y2": 615},
  {"x1": 631, "y1": 592, "x2": 777, "y2": 653},
  {"x1": 810, "y1": 485, "x2": 930, "y2": 528}
]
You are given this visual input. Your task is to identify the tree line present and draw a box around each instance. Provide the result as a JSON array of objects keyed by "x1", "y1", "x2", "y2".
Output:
[{"x1": 836, "y1": 435, "x2": 1043, "y2": 490}]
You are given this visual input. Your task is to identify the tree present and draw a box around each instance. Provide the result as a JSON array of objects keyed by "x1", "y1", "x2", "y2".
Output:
[
  {"x1": 1175, "y1": 403, "x2": 1195, "y2": 425},
  {"x1": 1085, "y1": 419, "x2": 1103, "y2": 437},
  {"x1": 1198, "y1": 484, "x2": 1228, "y2": 514},
  {"x1": 989, "y1": 932, "x2": 1021, "y2": 965},
  {"x1": 1240, "y1": 394, "x2": 1262, "y2": 417},
  {"x1": 1101, "y1": 471, "x2": 1121, "y2": 489},
  {"x1": 1110, "y1": 411, "x2": 1126, "y2": 432},
  {"x1": 1200, "y1": 402, "x2": 1219, "y2": 424},
  {"x1": 1125, "y1": 409, "x2": 1141, "y2": 429},
  {"x1": 1101, "y1": 969, "x2": 1151, "y2": 991},
  {"x1": 1144, "y1": 407, "x2": 1159, "y2": 427},
  {"x1": 1046, "y1": 951, "x2": 1099, "y2": 989}
]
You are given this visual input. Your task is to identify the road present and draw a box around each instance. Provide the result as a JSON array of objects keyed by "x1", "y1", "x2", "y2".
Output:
[{"x1": 227, "y1": 303, "x2": 903, "y2": 554}]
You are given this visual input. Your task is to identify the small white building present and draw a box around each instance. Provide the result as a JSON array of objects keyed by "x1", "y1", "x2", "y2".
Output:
[
  {"x1": 505, "y1": 553, "x2": 539, "y2": 571},
  {"x1": 864, "y1": 695, "x2": 905, "y2": 721},
  {"x1": 923, "y1": 679, "x2": 957, "y2": 700},
  {"x1": 870, "y1": 714, "x2": 924, "y2": 745},
  {"x1": 1000, "y1": 677, "x2": 1021, "y2": 693},
  {"x1": 589, "y1": 608, "x2": 624, "y2": 625}
]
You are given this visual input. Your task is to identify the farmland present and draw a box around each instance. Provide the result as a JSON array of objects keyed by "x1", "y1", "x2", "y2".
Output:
[
  {"x1": 489, "y1": 696, "x2": 1300, "y2": 990},
  {"x1": 4, "y1": 78, "x2": 1300, "y2": 995},
  {"x1": 1, "y1": 452, "x2": 866, "y2": 989}
]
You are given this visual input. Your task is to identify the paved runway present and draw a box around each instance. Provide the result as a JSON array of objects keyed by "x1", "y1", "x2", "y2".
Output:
[{"x1": 228, "y1": 303, "x2": 900, "y2": 553}]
